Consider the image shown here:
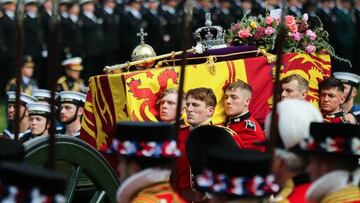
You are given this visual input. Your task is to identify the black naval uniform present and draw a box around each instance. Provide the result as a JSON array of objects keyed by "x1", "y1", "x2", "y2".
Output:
[
  {"x1": 61, "y1": 14, "x2": 84, "y2": 58},
  {"x1": 0, "y1": 10, "x2": 17, "y2": 91},
  {"x1": 98, "y1": 7, "x2": 121, "y2": 65},
  {"x1": 80, "y1": 11, "x2": 105, "y2": 78}
]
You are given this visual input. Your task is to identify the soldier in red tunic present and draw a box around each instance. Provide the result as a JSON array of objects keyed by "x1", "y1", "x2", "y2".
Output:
[
  {"x1": 224, "y1": 80, "x2": 266, "y2": 151},
  {"x1": 113, "y1": 122, "x2": 185, "y2": 203},
  {"x1": 280, "y1": 74, "x2": 309, "y2": 100},
  {"x1": 173, "y1": 87, "x2": 217, "y2": 202},
  {"x1": 319, "y1": 77, "x2": 356, "y2": 124}
]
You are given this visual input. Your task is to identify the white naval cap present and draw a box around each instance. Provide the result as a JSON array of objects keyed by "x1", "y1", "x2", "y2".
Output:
[
  {"x1": 265, "y1": 99, "x2": 323, "y2": 150},
  {"x1": 333, "y1": 72, "x2": 360, "y2": 87},
  {"x1": 24, "y1": 0, "x2": 37, "y2": 4},
  {"x1": 0, "y1": 0, "x2": 15, "y2": 4},
  {"x1": 61, "y1": 57, "x2": 83, "y2": 71},
  {"x1": 27, "y1": 102, "x2": 51, "y2": 116},
  {"x1": 31, "y1": 89, "x2": 55, "y2": 102},
  {"x1": 79, "y1": 0, "x2": 92, "y2": 5},
  {"x1": 7, "y1": 91, "x2": 37, "y2": 106},
  {"x1": 57, "y1": 91, "x2": 86, "y2": 106}
]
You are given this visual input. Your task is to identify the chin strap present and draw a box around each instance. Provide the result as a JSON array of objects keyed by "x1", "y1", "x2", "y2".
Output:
[
  {"x1": 344, "y1": 85, "x2": 353, "y2": 103},
  {"x1": 62, "y1": 106, "x2": 80, "y2": 125},
  {"x1": 34, "y1": 118, "x2": 49, "y2": 136}
]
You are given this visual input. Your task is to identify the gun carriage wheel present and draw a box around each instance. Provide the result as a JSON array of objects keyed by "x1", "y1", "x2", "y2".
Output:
[{"x1": 24, "y1": 135, "x2": 119, "y2": 203}]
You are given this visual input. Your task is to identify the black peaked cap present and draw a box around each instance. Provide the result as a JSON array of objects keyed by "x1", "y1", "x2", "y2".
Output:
[
  {"x1": 206, "y1": 147, "x2": 271, "y2": 177},
  {"x1": 0, "y1": 162, "x2": 67, "y2": 195},
  {"x1": 186, "y1": 125, "x2": 240, "y2": 174},
  {"x1": 115, "y1": 122, "x2": 176, "y2": 142}
]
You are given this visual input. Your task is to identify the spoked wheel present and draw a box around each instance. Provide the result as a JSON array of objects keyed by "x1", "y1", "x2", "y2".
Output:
[{"x1": 24, "y1": 135, "x2": 119, "y2": 203}]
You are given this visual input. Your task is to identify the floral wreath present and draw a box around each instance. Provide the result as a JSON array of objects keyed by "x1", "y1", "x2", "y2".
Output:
[
  {"x1": 196, "y1": 170, "x2": 279, "y2": 196},
  {"x1": 0, "y1": 182, "x2": 66, "y2": 203},
  {"x1": 226, "y1": 13, "x2": 350, "y2": 65},
  {"x1": 109, "y1": 139, "x2": 181, "y2": 158}
]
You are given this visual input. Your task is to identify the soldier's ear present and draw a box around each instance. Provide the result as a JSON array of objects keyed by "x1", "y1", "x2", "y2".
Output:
[
  {"x1": 78, "y1": 107, "x2": 84, "y2": 116},
  {"x1": 207, "y1": 106, "x2": 215, "y2": 117}
]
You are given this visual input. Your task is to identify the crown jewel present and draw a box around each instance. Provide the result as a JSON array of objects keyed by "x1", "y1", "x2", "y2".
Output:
[{"x1": 194, "y1": 13, "x2": 226, "y2": 50}]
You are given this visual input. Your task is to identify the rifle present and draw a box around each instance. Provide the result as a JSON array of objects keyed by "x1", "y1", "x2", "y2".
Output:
[
  {"x1": 46, "y1": 0, "x2": 60, "y2": 169},
  {"x1": 174, "y1": 0, "x2": 194, "y2": 135},
  {"x1": 14, "y1": 0, "x2": 25, "y2": 140},
  {"x1": 268, "y1": 6, "x2": 288, "y2": 161}
]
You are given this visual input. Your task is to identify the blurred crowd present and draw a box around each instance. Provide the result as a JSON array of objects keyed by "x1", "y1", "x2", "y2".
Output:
[{"x1": 0, "y1": 0, "x2": 359, "y2": 94}]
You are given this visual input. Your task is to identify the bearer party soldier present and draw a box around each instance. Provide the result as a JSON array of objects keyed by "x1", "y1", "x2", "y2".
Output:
[
  {"x1": 113, "y1": 122, "x2": 185, "y2": 203},
  {"x1": 224, "y1": 80, "x2": 266, "y2": 151},
  {"x1": 319, "y1": 77, "x2": 357, "y2": 124},
  {"x1": 173, "y1": 87, "x2": 217, "y2": 202},
  {"x1": 57, "y1": 91, "x2": 86, "y2": 137},
  {"x1": 1, "y1": 92, "x2": 37, "y2": 140},
  {"x1": 280, "y1": 74, "x2": 309, "y2": 100},
  {"x1": 158, "y1": 88, "x2": 185, "y2": 124}
]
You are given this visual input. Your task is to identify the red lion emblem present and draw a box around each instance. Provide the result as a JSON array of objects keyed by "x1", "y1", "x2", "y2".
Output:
[{"x1": 127, "y1": 69, "x2": 178, "y2": 121}]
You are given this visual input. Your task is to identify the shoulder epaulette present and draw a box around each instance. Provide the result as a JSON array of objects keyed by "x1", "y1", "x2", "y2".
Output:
[{"x1": 57, "y1": 76, "x2": 67, "y2": 84}]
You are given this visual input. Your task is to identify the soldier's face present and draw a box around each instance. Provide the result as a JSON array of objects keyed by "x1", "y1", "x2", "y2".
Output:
[
  {"x1": 319, "y1": 88, "x2": 345, "y2": 114},
  {"x1": 25, "y1": 4, "x2": 38, "y2": 13},
  {"x1": 159, "y1": 93, "x2": 178, "y2": 123},
  {"x1": 29, "y1": 115, "x2": 48, "y2": 135},
  {"x1": 7, "y1": 104, "x2": 27, "y2": 121},
  {"x1": 66, "y1": 69, "x2": 80, "y2": 80},
  {"x1": 3, "y1": 3, "x2": 16, "y2": 12},
  {"x1": 22, "y1": 66, "x2": 34, "y2": 78},
  {"x1": 82, "y1": 2, "x2": 95, "y2": 12},
  {"x1": 281, "y1": 80, "x2": 307, "y2": 100},
  {"x1": 224, "y1": 88, "x2": 250, "y2": 117},
  {"x1": 69, "y1": 4, "x2": 80, "y2": 15},
  {"x1": 60, "y1": 103, "x2": 78, "y2": 123},
  {"x1": 186, "y1": 96, "x2": 214, "y2": 126}
]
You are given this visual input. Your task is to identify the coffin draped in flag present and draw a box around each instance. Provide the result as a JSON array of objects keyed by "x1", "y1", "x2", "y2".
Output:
[{"x1": 80, "y1": 52, "x2": 331, "y2": 150}]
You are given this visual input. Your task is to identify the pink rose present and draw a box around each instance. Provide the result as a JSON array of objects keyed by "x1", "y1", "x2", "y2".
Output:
[
  {"x1": 305, "y1": 45, "x2": 316, "y2": 53},
  {"x1": 254, "y1": 26, "x2": 266, "y2": 40},
  {"x1": 238, "y1": 29, "x2": 252, "y2": 39},
  {"x1": 306, "y1": 29, "x2": 317, "y2": 41},
  {"x1": 292, "y1": 32, "x2": 301, "y2": 41},
  {"x1": 264, "y1": 26, "x2": 275, "y2": 36},
  {"x1": 265, "y1": 16, "x2": 274, "y2": 25},
  {"x1": 285, "y1": 15, "x2": 296, "y2": 26},
  {"x1": 288, "y1": 23, "x2": 298, "y2": 33}
]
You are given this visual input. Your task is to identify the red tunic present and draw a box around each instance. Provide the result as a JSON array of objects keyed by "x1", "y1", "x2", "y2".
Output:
[
  {"x1": 226, "y1": 112, "x2": 266, "y2": 152},
  {"x1": 173, "y1": 126, "x2": 191, "y2": 193}
]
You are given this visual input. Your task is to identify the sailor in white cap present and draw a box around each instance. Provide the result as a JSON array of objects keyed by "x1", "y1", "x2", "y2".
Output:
[
  {"x1": 31, "y1": 89, "x2": 52, "y2": 103},
  {"x1": 31, "y1": 89, "x2": 65, "y2": 134},
  {"x1": 57, "y1": 91, "x2": 86, "y2": 137},
  {"x1": 333, "y1": 72, "x2": 360, "y2": 119},
  {"x1": 57, "y1": 57, "x2": 86, "y2": 93},
  {"x1": 20, "y1": 102, "x2": 51, "y2": 143},
  {"x1": 1, "y1": 92, "x2": 37, "y2": 140}
]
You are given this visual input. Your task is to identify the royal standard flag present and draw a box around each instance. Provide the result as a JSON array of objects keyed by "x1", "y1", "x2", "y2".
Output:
[{"x1": 81, "y1": 53, "x2": 331, "y2": 149}]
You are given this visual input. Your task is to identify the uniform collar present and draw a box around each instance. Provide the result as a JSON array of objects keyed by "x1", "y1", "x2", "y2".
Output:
[
  {"x1": 190, "y1": 119, "x2": 212, "y2": 130},
  {"x1": 323, "y1": 109, "x2": 344, "y2": 119},
  {"x1": 227, "y1": 111, "x2": 251, "y2": 124}
]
